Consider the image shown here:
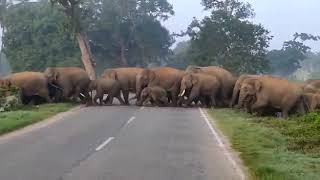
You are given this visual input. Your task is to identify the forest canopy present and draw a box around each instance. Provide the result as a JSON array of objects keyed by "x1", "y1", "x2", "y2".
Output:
[{"x1": 0, "y1": 0, "x2": 319, "y2": 78}]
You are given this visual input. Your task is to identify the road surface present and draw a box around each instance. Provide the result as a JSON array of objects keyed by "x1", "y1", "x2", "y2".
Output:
[{"x1": 0, "y1": 106, "x2": 244, "y2": 180}]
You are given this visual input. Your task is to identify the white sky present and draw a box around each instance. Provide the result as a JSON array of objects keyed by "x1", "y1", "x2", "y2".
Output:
[{"x1": 164, "y1": 0, "x2": 320, "y2": 51}]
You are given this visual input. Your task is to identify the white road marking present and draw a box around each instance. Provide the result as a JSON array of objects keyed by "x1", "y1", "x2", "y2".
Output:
[
  {"x1": 126, "y1": 116, "x2": 136, "y2": 125},
  {"x1": 199, "y1": 108, "x2": 246, "y2": 180},
  {"x1": 95, "y1": 137, "x2": 115, "y2": 152},
  {"x1": 140, "y1": 106, "x2": 145, "y2": 110}
]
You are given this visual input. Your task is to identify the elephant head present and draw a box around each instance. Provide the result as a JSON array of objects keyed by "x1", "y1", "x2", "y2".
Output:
[
  {"x1": 238, "y1": 78, "x2": 261, "y2": 107},
  {"x1": 44, "y1": 68, "x2": 58, "y2": 83},
  {"x1": 0, "y1": 79, "x2": 12, "y2": 88},
  {"x1": 136, "y1": 69, "x2": 156, "y2": 98},
  {"x1": 88, "y1": 80, "x2": 98, "y2": 92},
  {"x1": 179, "y1": 73, "x2": 198, "y2": 97},
  {"x1": 136, "y1": 87, "x2": 151, "y2": 106}
]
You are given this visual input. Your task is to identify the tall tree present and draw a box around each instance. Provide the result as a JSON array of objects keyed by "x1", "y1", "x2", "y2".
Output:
[
  {"x1": 185, "y1": 0, "x2": 272, "y2": 74},
  {"x1": 2, "y1": 1, "x2": 81, "y2": 72},
  {"x1": 89, "y1": 0, "x2": 174, "y2": 68},
  {"x1": 50, "y1": 0, "x2": 97, "y2": 79}
]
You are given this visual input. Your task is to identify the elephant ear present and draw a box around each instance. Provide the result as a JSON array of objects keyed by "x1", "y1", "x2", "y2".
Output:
[
  {"x1": 149, "y1": 70, "x2": 156, "y2": 82},
  {"x1": 254, "y1": 80, "x2": 262, "y2": 92},
  {"x1": 54, "y1": 72, "x2": 59, "y2": 81},
  {"x1": 108, "y1": 71, "x2": 118, "y2": 80},
  {"x1": 191, "y1": 74, "x2": 199, "y2": 85}
]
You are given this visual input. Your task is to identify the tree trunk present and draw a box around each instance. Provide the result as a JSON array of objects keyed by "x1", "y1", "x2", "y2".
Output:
[
  {"x1": 76, "y1": 32, "x2": 96, "y2": 80},
  {"x1": 119, "y1": 38, "x2": 128, "y2": 67}
]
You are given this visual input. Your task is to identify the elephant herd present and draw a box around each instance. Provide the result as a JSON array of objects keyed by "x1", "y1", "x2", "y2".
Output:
[{"x1": 1, "y1": 66, "x2": 320, "y2": 118}]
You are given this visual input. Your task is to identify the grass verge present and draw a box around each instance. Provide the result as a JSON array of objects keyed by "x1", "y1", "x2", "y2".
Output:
[
  {"x1": 207, "y1": 109, "x2": 320, "y2": 180},
  {"x1": 0, "y1": 103, "x2": 75, "y2": 136}
]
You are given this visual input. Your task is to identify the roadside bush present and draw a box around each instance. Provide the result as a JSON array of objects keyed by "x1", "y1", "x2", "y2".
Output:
[{"x1": 0, "y1": 86, "x2": 22, "y2": 112}]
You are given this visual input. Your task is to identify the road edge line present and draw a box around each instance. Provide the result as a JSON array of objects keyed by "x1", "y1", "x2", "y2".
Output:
[{"x1": 199, "y1": 108, "x2": 246, "y2": 180}]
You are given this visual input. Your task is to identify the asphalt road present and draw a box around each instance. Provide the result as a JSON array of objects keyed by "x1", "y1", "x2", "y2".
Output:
[{"x1": 0, "y1": 105, "x2": 244, "y2": 180}]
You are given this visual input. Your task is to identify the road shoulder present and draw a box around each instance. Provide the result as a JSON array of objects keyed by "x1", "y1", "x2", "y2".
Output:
[
  {"x1": 201, "y1": 108, "x2": 248, "y2": 180},
  {"x1": 0, "y1": 104, "x2": 81, "y2": 143}
]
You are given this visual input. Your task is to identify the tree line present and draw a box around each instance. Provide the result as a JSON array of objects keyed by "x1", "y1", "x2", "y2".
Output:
[{"x1": 0, "y1": 0, "x2": 319, "y2": 78}]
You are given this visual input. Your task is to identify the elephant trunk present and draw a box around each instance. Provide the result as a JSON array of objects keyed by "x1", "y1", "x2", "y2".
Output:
[{"x1": 238, "y1": 90, "x2": 247, "y2": 108}]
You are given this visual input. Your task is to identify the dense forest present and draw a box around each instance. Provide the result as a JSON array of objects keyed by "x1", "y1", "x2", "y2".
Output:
[{"x1": 0, "y1": 0, "x2": 319, "y2": 78}]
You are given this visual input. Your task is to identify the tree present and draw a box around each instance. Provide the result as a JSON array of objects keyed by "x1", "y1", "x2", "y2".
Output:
[
  {"x1": 185, "y1": 0, "x2": 272, "y2": 74},
  {"x1": 267, "y1": 33, "x2": 319, "y2": 76},
  {"x1": 50, "y1": 0, "x2": 97, "y2": 79},
  {"x1": 167, "y1": 41, "x2": 191, "y2": 69},
  {"x1": 89, "y1": 0, "x2": 174, "y2": 68},
  {"x1": 2, "y1": 1, "x2": 81, "y2": 72}
]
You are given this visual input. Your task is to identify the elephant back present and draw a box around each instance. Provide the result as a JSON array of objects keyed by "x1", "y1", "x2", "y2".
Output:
[{"x1": 4, "y1": 72, "x2": 48, "y2": 97}]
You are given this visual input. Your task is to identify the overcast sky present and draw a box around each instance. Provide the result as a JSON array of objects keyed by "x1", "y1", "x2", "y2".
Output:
[{"x1": 164, "y1": 0, "x2": 320, "y2": 51}]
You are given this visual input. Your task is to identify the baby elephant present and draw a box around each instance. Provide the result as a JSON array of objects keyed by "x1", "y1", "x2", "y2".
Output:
[
  {"x1": 303, "y1": 93, "x2": 320, "y2": 112},
  {"x1": 136, "y1": 86, "x2": 168, "y2": 107},
  {"x1": 89, "y1": 78, "x2": 125, "y2": 105}
]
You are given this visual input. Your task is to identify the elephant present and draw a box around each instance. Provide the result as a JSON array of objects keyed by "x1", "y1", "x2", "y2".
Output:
[
  {"x1": 136, "y1": 67, "x2": 184, "y2": 106},
  {"x1": 179, "y1": 73, "x2": 221, "y2": 108},
  {"x1": 303, "y1": 80, "x2": 320, "y2": 94},
  {"x1": 101, "y1": 67, "x2": 144, "y2": 105},
  {"x1": 303, "y1": 93, "x2": 320, "y2": 112},
  {"x1": 136, "y1": 86, "x2": 168, "y2": 107},
  {"x1": 88, "y1": 78, "x2": 125, "y2": 105},
  {"x1": 238, "y1": 76, "x2": 305, "y2": 118},
  {"x1": 230, "y1": 75, "x2": 260, "y2": 108},
  {"x1": 186, "y1": 66, "x2": 236, "y2": 106},
  {"x1": 3, "y1": 72, "x2": 52, "y2": 104},
  {"x1": 44, "y1": 67, "x2": 91, "y2": 102}
]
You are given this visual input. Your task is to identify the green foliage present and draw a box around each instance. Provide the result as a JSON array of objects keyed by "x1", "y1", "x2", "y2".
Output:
[
  {"x1": 2, "y1": 0, "x2": 81, "y2": 72},
  {"x1": 89, "y1": 0, "x2": 174, "y2": 69},
  {"x1": 184, "y1": 0, "x2": 271, "y2": 74},
  {"x1": 208, "y1": 108, "x2": 320, "y2": 180},
  {"x1": 0, "y1": 85, "x2": 21, "y2": 112},
  {"x1": 167, "y1": 41, "x2": 191, "y2": 69}
]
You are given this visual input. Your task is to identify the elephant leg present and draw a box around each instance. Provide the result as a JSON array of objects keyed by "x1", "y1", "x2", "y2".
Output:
[
  {"x1": 210, "y1": 95, "x2": 217, "y2": 108},
  {"x1": 116, "y1": 93, "x2": 126, "y2": 105},
  {"x1": 144, "y1": 97, "x2": 152, "y2": 106},
  {"x1": 159, "y1": 96, "x2": 169, "y2": 106},
  {"x1": 122, "y1": 90, "x2": 130, "y2": 105},
  {"x1": 105, "y1": 95, "x2": 114, "y2": 105},
  {"x1": 170, "y1": 89, "x2": 179, "y2": 107},
  {"x1": 99, "y1": 95, "x2": 105, "y2": 106},
  {"x1": 38, "y1": 89, "x2": 52, "y2": 104},
  {"x1": 72, "y1": 86, "x2": 82, "y2": 102},
  {"x1": 92, "y1": 94, "x2": 99, "y2": 105},
  {"x1": 185, "y1": 89, "x2": 198, "y2": 107}
]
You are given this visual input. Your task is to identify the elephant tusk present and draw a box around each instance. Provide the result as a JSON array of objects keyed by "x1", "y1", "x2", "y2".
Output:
[
  {"x1": 179, "y1": 90, "x2": 186, "y2": 97},
  {"x1": 80, "y1": 93, "x2": 86, "y2": 98}
]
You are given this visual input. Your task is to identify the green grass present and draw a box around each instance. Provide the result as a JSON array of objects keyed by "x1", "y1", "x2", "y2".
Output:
[
  {"x1": 207, "y1": 109, "x2": 320, "y2": 180},
  {"x1": 0, "y1": 103, "x2": 75, "y2": 135}
]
